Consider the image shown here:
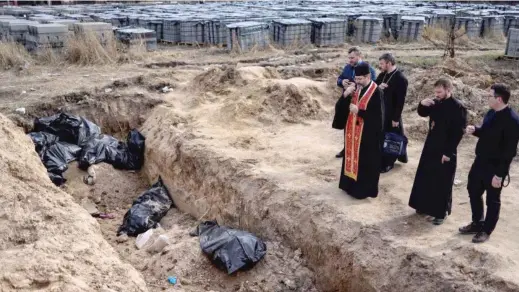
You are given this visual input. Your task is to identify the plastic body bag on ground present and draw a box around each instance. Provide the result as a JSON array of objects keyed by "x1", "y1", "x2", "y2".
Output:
[
  {"x1": 78, "y1": 130, "x2": 145, "y2": 170},
  {"x1": 29, "y1": 131, "x2": 81, "y2": 186},
  {"x1": 43, "y1": 142, "x2": 82, "y2": 174},
  {"x1": 112, "y1": 130, "x2": 146, "y2": 170},
  {"x1": 78, "y1": 134, "x2": 120, "y2": 170},
  {"x1": 28, "y1": 132, "x2": 59, "y2": 158},
  {"x1": 117, "y1": 177, "x2": 173, "y2": 236},
  {"x1": 194, "y1": 220, "x2": 267, "y2": 274},
  {"x1": 34, "y1": 113, "x2": 101, "y2": 147}
]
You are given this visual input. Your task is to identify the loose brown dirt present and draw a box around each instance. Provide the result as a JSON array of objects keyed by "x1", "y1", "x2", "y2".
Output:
[{"x1": 1, "y1": 43, "x2": 518, "y2": 292}]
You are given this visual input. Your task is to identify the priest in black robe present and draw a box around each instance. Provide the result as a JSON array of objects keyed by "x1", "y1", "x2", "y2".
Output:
[
  {"x1": 375, "y1": 53, "x2": 409, "y2": 173},
  {"x1": 409, "y1": 78, "x2": 467, "y2": 225},
  {"x1": 339, "y1": 63, "x2": 385, "y2": 199}
]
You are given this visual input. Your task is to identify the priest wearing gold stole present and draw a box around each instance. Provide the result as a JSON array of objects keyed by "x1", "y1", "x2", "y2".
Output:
[{"x1": 339, "y1": 62, "x2": 385, "y2": 199}]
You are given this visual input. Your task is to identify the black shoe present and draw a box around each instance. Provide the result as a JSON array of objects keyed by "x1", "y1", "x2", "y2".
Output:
[
  {"x1": 433, "y1": 217, "x2": 445, "y2": 225},
  {"x1": 459, "y1": 222, "x2": 483, "y2": 234},
  {"x1": 472, "y1": 231, "x2": 490, "y2": 243},
  {"x1": 398, "y1": 155, "x2": 408, "y2": 164},
  {"x1": 336, "y1": 149, "x2": 345, "y2": 158},
  {"x1": 380, "y1": 165, "x2": 394, "y2": 173}
]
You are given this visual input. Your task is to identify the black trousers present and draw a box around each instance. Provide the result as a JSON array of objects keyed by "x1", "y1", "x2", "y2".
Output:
[{"x1": 467, "y1": 158, "x2": 503, "y2": 235}]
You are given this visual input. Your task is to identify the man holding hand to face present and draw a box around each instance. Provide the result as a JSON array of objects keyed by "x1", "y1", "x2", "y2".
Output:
[
  {"x1": 409, "y1": 78, "x2": 467, "y2": 225},
  {"x1": 339, "y1": 62, "x2": 385, "y2": 199}
]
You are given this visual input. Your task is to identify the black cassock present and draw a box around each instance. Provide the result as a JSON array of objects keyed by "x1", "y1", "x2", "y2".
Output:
[
  {"x1": 409, "y1": 97, "x2": 467, "y2": 218},
  {"x1": 375, "y1": 69, "x2": 408, "y2": 168},
  {"x1": 339, "y1": 83, "x2": 384, "y2": 199}
]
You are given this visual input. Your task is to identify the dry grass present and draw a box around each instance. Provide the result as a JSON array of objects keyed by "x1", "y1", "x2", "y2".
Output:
[
  {"x1": 422, "y1": 26, "x2": 448, "y2": 43},
  {"x1": 64, "y1": 31, "x2": 119, "y2": 65},
  {"x1": 0, "y1": 31, "x2": 150, "y2": 70},
  {"x1": 0, "y1": 41, "x2": 31, "y2": 69}
]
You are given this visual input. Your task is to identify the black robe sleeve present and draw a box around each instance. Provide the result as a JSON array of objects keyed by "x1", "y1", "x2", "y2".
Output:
[
  {"x1": 332, "y1": 94, "x2": 351, "y2": 130},
  {"x1": 357, "y1": 89, "x2": 384, "y2": 132},
  {"x1": 443, "y1": 102, "x2": 467, "y2": 159},
  {"x1": 375, "y1": 72, "x2": 384, "y2": 85},
  {"x1": 496, "y1": 117, "x2": 519, "y2": 178},
  {"x1": 417, "y1": 102, "x2": 433, "y2": 117},
  {"x1": 392, "y1": 74, "x2": 408, "y2": 122}
]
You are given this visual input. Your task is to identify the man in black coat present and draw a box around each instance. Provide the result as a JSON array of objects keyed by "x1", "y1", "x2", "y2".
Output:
[
  {"x1": 333, "y1": 47, "x2": 377, "y2": 158},
  {"x1": 339, "y1": 63, "x2": 385, "y2": 199},
  {"x1": 375, "y1": 53, "x2": 409, "y2": 173},
  {"x1": 460, "y1": 83, "x2": 519, "y2": 243},
  {"x1": 409, "y1": 78, "x2": 467, "y2": 225}
]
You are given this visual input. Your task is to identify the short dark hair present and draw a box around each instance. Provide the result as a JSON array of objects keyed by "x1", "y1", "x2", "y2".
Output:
[
  {"x1": 379, "y1": 53, "x2": 396, "y2": 65},
  {"x1": 348, "y1": 46, "x2": 361, "y2": 55},
  {"x1": 434, "y1": 78, "x2": 453, "y2": 90},
  {"x1": 491, "y1": 83, "x2": 511, "y2": 104}
]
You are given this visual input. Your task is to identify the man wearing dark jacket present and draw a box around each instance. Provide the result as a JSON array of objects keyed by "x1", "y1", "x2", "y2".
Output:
[
  {"x1": 333, "y1": 47, "x2": 376, "y2": 158},
  {"x1": 375, "y1": 53, "x2": 409, "y2": 172},
  {"x1": 459, "y1": 83, "x2": 519, "y2": 243}
]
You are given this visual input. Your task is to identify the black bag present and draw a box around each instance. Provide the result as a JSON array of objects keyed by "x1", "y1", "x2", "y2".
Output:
[
  {"x1": 332, "y1": 95, "x2": 351, "y2": 130},
  {"x1": 34, "y1": 113, "x2": 101, "y2": 147},
  {"x1": 117, "y1": 177, "x2": 173, "y2": 236},
  {"x1": 194, "y1": 220, "x2": 267, "y2": 274},
  {"x1": 383, "y1": 132, "x2": 408, "y2": 157}
]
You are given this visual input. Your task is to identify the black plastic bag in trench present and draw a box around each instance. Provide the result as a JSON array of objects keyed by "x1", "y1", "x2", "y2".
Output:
[
  {"x1": 78, "y1": 130, "x2": 145, "y2": 170},
  {"x1": 117, "y1": 177, "x2": 173, "y2": 236},
  {"x1": 34, "y1": 113, "x2": 101, "y2": 147},
  {"x1": 111, "y1": 129, "x2": 146, "y2": 170},
  {"x1": 193, "y1": 220, "x2": 267, "y2": 274},
  {"x1": 43, "y1": 142, "x2": 82, "y2": 174},
  {"x1": 77, "y1": 134, "x2": 120, "y2": 170},
  {"x1": 28, "y1": 132, "x2": 59, "y2": 158}
]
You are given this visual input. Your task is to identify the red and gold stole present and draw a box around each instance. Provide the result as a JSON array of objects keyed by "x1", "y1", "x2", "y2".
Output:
[{"x1": 344, "y1": 81, "x2": 378, "y2": 181}]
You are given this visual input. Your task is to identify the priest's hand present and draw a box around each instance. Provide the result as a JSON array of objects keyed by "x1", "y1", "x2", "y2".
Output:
[
  {"x1": 392, "y1": 121, "x2": 399, "y2": 127},
  {"x1": 343, "y1": 83, "x2": 355, "y2": 97},
  {"x1": 349, "y1": 104, "x2": 359, "y2": 114},
  {"x1": 379, "y1": 83, "x2": 388, "y2": 90},
  {"x1": 342, "y1": 80, "x2": 350, "y2": 88},
  {"x1": 491, "y1": 176, "x2": 502, "y2": 188},
  {"x1": 466, "y1": 125, "x2": 475, "y2": 135},
  {"x1": 441, "y1": 155, "x2": 450, "y2": 164},
  {"x1": 421, "y1": 98, "x2": 435, "y2": 107}
]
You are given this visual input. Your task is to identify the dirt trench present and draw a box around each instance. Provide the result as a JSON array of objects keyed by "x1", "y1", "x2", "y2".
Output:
[
  {"x1": 5, "y1": 58, "x2": 519, "y2": 291},
  {"x1": 11, "y1": 86, "x2": 319, "y2": 292}
]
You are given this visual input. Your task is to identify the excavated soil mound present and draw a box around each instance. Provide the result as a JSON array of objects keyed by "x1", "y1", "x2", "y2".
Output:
[
  {"x1": 0, "y1": 114, "x2": 147, "y2": 292},
  {"x1": 262, "y1": 80, "x2": 326, "y2": 123},
  {"x1": 193, "y1": 65, "x2": 246, "y2": 94}
]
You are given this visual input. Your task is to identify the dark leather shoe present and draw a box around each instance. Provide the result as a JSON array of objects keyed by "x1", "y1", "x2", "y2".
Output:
[
  {"x1": 336, "y1": 149, "x2": 345, "y2": 158},
  {"x1": 472, "y1": 231, "x2": 490, "y2": 243},
  {"x1": 433, "y1": 217, "x2": 445, "y2": 225},
  {"x1": 459, "y1": 222, "x2": 483, "y2": 234}
]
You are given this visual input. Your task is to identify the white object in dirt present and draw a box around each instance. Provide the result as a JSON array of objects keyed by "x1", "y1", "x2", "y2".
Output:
[
  {"x1": 15, "y1": 108, "x2": 26, "y2": 114},
  {"x1": 454, "y1": 179, "x2": 463, "y2": 186},
  {"x1": 147, "y1": 234, "x2": 170, "y2": 253},
  {"x1": 104, "y1": 88, "x2": 113, "y2": 93},
  {"x1": 21, "y1": 91, "x2": 27, "y2": 94},
  {"x1": 135, "y1": 229, "x2": 154, "y2": 249},
  {"x1": 116, "y1": 233, "x2": 129, "y2": 243},
  {"x1": 161, "y1": 86, "x2": 170, "y2": 93},
  {"x1": 83, "y1": 165, "x2": 97, "y2": 185}
]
